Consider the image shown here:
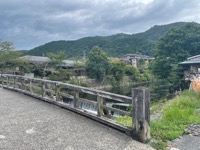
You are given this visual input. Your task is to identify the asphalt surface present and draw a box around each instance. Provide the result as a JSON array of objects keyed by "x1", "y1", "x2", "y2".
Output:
[
  {"x1": 0, "y1": 88, "x2": 154, "y2": 150},
  {"x1": 172, "y1": 135, "x2": 200, "y2": 150}
]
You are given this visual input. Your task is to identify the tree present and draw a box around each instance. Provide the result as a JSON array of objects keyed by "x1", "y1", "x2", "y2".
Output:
[
  {"x1": 0, "y1": 40, "x2": 15, "y2": 51},
  {"x1": 0, "y1": 59, "x2": 33, "y2": 75},
  {"x1": 0, "y1": 40, "x2": 21, "y2": 74},
  {"x1": 47, "y1": 51, "x2": 69, "y2": 80},
  {"x1": 152, "y1": 23, "x2": 200, "y2": 85},
  {"x1": 0, "y1": 40, "x2": 20, "y2": 65},
  {"x1": 125, "y1": 65, "x2": 138, "y2": 80},
  {"x1": 111, "y1": 62, "x2": 126, "y2": 81},
  {"x1": 86, "y1": 46, "x2": 111, "y2": 81},
  {"x1": 47, "y1": 50, "x2": 66, "y2": 67}
]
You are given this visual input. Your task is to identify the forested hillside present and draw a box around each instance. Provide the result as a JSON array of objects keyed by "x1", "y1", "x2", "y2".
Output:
[{"x1": 24, "y1": 22, "x2": 195, "y2": 58}]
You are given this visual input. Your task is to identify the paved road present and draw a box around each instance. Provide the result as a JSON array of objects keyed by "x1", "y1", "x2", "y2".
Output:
[
  {"x1": 0, "y1": 88, "x2": 154, "y2": 150},
  {"x1": 171, "y1": 135, "x2": 200, "y2": 150}
]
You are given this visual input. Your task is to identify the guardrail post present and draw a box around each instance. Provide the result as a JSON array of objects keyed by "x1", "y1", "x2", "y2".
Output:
[
  {"x1": 29, "y1": 80, "x2": 33, "y2": 93},
  {"x1": 132, "y1": 87, "x2": 150, "y2": 143},
  {"x1": 7, "y1": 76, "x2": 9, "y2": 87},
  {"x1": 97, "y1": 96, "x2": 103, "y2": 117},
  {"x1": 2, "y1": 75, "x2": 5, "y2": 86},
  {"x1": 13, "y1": 77, "x2": 16, "y2": 88},
  {"x1": 74, "y1": 91, "x2": 79, "y2": 108},
  {"x1": 55, "y1": 83, "x2": 61, "y2": 101},
  {"x1": 42, "y1": 82, "x2": 46, "y2": 97},
  {"x1": 21, "y1": 77, "x2": 25, "y2": 90},
  {"x1": 0, "y1": 74, "x2": 2, "y2": 87}
]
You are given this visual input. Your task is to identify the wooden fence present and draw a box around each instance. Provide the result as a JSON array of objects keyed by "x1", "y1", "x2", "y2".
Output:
[{"x1": 0, "y1": 74, "x2": 150, "y2": 143}]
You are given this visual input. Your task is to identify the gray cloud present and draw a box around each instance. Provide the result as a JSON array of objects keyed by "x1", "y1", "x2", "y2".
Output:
[{"x1": 0, "y1": 0, "x2": 200, "y2": 50}]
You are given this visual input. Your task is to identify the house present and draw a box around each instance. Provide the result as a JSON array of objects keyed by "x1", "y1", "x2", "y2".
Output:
[
  {"x1": 179, "y1": 55, "x2": 200, "y2": 92},
  {"x1": 179, "y1": 55, "x2": 200, "y2": 76},
  {"x1": 19, "y1": 55, "x2": 86, "y2": 77},
  {"x1": 20, "y1": 55, "x2": 84, "y2": 68},
  {"x1": 122, "y1": 54, "x2": 154, "y2": 67}
]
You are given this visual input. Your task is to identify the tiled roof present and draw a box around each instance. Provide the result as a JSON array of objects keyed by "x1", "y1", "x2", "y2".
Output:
[
  {"x1": 20, "y1": 55, "x2": 50, "y2": 62},
  {"x1": 179, "y1": 60, "x2": 200, "y2": 65},
  {"x1": 20, "y1": 55, "x2": 85, "y2": 67},
  {"x1": 179, "y1": 54, "x2": 200, "y2": 65},
  {"x1": 123, "y1": 54, "x2": 154, "y2": 60}
]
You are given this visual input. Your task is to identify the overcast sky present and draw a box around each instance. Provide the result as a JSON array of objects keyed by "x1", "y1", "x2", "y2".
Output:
[{"x1": 0, "y1": 0, "x2": 200, "y2": 50}]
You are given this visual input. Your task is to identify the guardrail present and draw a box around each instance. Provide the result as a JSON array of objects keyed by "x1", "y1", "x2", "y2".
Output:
[{"x1": 0, "y1": 74, "x2": 150, "y2": 143}]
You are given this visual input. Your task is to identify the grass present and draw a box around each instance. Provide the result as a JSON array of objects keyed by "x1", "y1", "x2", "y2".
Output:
[
  {"x1": 114, "y1": 90, "x2": 200, "y2": 149},
  {"x1": 114, "y1": 116, "x2": 132, "y2": 127},
  {"x1": 151, "y1": 90, "x2": 200, "y2": 141},
  {"x1": 150, "y1": 141, "x2": 167, "y2": 150}
]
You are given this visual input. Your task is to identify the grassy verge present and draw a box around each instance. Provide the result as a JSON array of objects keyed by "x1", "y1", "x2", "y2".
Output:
[
  {"x1": 114, "y1": 90, "x2": 200, "y2": 149},
  {"x1": 114, "y1": 116, "x2": 132, "y2": 127},
  {"x1": 151, "y1": 90, "x2": 200, "y2": 141}
]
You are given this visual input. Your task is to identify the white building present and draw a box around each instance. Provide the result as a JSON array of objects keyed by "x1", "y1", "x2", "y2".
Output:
[{"x1": 122, "y1": 54, "x2": 154, "y2": 67}]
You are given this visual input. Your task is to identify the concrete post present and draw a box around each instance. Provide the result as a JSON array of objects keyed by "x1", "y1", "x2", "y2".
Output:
[
  {"x1": 74, "y1": 91, "x2": 79, "y2": 108},
  {"x1": 29, "y1": 80, "x2": 33, "y2": 93},
  {"x1": 42, "y1": 82, "x2": 46, "y2": 97},
  {"x1": 55, "y1": 83, "x2": 61, "y2": 101},
  {"x1": 97, "y1": 96, "x2": 103, "y2": 117},
  {"x1": 132, "y1": 87, "x2": 150, "y2": 143}
]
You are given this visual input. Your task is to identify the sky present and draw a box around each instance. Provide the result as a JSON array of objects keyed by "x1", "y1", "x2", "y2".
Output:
[{"x1": 0, "y1": 0, "x2": 200, "y2": 50}]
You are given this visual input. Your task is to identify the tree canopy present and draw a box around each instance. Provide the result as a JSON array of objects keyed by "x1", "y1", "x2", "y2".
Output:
[
  {"x1": 47, "y1": 50, "x2": 66, "y2": 66},
  {"x1": 152, "y1": 23, "x2": 200, "y2": 84},
  {"x1": 0, "y1": 40, "x2": 20, "y2": 64},
  {"x1": 86, "y1": 46, "x2": 112, "y2": 81}
]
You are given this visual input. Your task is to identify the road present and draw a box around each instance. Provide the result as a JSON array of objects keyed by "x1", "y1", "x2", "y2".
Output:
[{"x1": 0, "y1": 88, "x2": 154, "y2": 150}]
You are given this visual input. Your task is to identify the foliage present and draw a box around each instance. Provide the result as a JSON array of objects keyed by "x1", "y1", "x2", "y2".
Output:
[
  {"x1": 68, "y1": 78, "x2": 89, "y2": 87},
  {"x1": 0, "y1": 40, "x2": 21, "y2": 64},
  {"x1": 150, "y1": 141, "x2": 167, "y2": 150},
  {"x1": 152, "y1": 22, "x2": 200, "y2": 86},
  {"x1": 24, "y1": 22, "x2": 190, "y2": 57},
  {"x1": 12, "y1": 59, "x2": 33, "y2": 73},
  {"x1": 86, "y1": 46, "x2": 112, "y2": 82},
  {"x1": 137, "y1": 59, "x2": 146, "y2": 69},
  {"x1": 129, "y1": 66, "x2": 141, "y2": 81},
  {"x1": 47, "y1": 50, "x2": 66, "y2": 66},
  {"x1": 134, "y1": 22, "x2": 186, "y2": 41},
  {"x1": 0, "y1": 59, "x2": 33, "y2": 74},
  {"x1": 111, "y1": 62, "x2": 126, "y2": 81},
  {"x1": 47, "y1": 51, "x2": 73, "y2": 81},
  {"x1": 0, "y1": 40, "x2": 22, "y2": 74},
  {"x1": 114, "y1": 116, "x2": 132, "y2": 127},
  {"x1": 0, "y1": 40, "x2": 15, "y2": 51},
  {"x1": 47, "y1": 68, "x2": 74, "y2": 81}
]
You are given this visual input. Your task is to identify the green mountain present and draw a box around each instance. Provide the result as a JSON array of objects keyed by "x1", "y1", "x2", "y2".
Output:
[{"x1": 25, "y1": 22, "x2": 194, "y2": 58}]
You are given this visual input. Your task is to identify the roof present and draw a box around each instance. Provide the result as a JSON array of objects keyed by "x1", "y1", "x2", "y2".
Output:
[
  {"x1": 179, "y1": 54, "x2": 200, "y2": 65},
  {"x1": 20, "y1": 55, "x2": 85, "y2": 67},
  {"x1": 179, "y1": 61, "x2": 200, "y2": 65},
  {"x1": 123, "y1": 54, "x2": 154, "y2": 60},
  {"x1": 187, "y1": 54, "x2": 200, "y2": 61},
  {"x1": 19, "y1": 55, "x2": 50, "y2": 63},
  {"x1": 61, "y1": 60, "x2": 84, "y2": 67}
]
